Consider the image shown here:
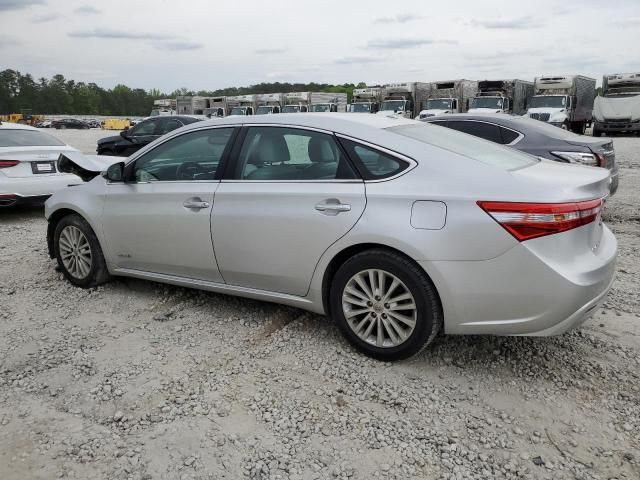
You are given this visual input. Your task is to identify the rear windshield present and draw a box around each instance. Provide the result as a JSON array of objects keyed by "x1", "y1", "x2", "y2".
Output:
[
  {"x1": 387, "y1": 123, "x2": 538, "y2": 170},
  {"x1": 0, "y1": 129, "x2": 66, "y2": 147}
]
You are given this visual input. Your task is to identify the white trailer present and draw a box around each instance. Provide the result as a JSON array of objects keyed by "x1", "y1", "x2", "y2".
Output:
[
  {"x1": 176, "y1": 96, "x2": 207, "y2": 115},
  {"x1": 150, "y1": 98, "x2": 177, "y2": 117},
  {"x1": 255, "y1": 93, "x2": 285, "y2": 115},
  {"x1": 281, "y1": 92, "x2": 346, "y2": 113},
  {"x1": 347, "y1": 87, "x2": 382, "y2": 113},
  {"x1": 419, "y1": 80, "x2": 478, "y2": 118},
  {"x1": 378, "y1": 82, "x2": 431, "y2": 119},
  {"x1": 204, "y1": 96, "x2": 228, "y2": 118},
  {"x1": 526, "y1": 75, "x2": 596, "y2": 134},
  {"x1": 593, "y1": 72, "x2": 640, "y2": 137},
  {"x1": 226, "y1": 94, "x2": 256, "y2": 116},
  {"x1": 468, "y1": 79, "x2": 534, "y2": 115}
]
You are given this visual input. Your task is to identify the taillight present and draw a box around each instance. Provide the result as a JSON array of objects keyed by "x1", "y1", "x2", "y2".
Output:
[
  {"x1": 477, "y1": 199, "x2": 603, "y2": 242},
  {"x1": 0, "y1": 160, "x2": 19, "y2": 168},
  {"x1": 594, "y1": 152, "x2": 606, "y2": 168}
]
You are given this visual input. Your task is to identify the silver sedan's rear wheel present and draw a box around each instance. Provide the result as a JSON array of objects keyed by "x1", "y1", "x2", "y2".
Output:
[
  {"x1": 59, "y1": 226, "x2": 93, "y2": 279},
  {"x1": 330, "y1": 249, "x2": 442, "y2": 360},
  {"x1": 342, "y1": 269, "x2": 417, "y2": 348}
]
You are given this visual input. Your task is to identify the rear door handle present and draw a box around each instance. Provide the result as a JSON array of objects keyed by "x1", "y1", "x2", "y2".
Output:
[
  {"x1": 183, "y1": 198, "x2": 210, "y2": 209},
  {"x1": 315, "y1": 199, "x2": 351, "y2": 215}
]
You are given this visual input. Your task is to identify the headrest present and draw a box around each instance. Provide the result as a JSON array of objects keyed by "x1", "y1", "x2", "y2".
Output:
[
  {"x1": 247, "y1": 131, "x2": 290, "y2": 165},
  {"x1": 308, "y1": 136, "x2": 337, "y2": 163}
]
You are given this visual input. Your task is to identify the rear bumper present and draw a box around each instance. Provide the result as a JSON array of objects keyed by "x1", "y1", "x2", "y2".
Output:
[
  {"x1": 421, "y1": 225, "x2": 617, "y2": 336},
  {"x1": 0, "y1": 174, "x2": 82, "y2": 202}
]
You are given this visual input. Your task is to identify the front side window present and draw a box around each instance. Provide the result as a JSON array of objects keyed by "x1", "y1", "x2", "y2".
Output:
[
  {"x1": 157, "y1": 119, "x2": 183, "y2": 135},
  {"x1": 130, "y1": 120, "x2": 157, "y2": 137},
  {"x1": 338, "y1": 138, "x2": 408, "y2": 180},
  {"x1": 133, "y1": 128, "x2": 234, "y2": 182},
  {"x1": 233, "y1": 127, "x2": 357, "y2": 181}
]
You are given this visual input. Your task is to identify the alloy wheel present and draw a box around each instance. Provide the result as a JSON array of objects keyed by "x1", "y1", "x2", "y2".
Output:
[
  {"x1": 59, "y1": 226, "x2": 93, "y2": 279},
  {"x1": 341, "y1": 269, "x2": 417, "y2": 348}
]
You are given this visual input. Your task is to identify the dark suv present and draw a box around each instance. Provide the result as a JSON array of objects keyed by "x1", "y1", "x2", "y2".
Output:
[{"x1": 97, "y1": 115, "x2": 201, "y2": 156}]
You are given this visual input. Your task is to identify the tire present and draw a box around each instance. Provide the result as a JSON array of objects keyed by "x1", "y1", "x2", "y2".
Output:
[
  {"x1": 53, "y1": 214, "x2": 110, "y2": 288},
  {"x1": 329, "y1": 249, "x2": 442, "y2": 361},
  {"x1": 561, "y1": 122, "x2": 569, "y2": 131},
  {"x1": 593, "y1": 129, "x2": 602, "y2": 137}
]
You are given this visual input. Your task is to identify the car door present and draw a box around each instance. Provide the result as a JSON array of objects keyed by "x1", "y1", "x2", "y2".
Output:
[
  {"x1": 211, "y1": 125, "x2": 366, "y2": 296},
  {"x1": 118, "y1": 118, "x2": 161, "y2": 156},
  {"x1": 101, "y1": 126, "x2": 238, "y2": 282}
]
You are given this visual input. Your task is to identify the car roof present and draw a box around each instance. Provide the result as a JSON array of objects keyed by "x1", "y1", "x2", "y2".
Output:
[
  {"x1": 0, "y1": 121, "x2": 39, "y2": 131},
  {"x1": 190, "y1": 112, "x2": 417, "y2": 132}
]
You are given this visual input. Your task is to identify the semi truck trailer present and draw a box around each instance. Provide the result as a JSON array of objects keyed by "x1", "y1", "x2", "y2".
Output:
[
  {"x1": 347, "y1": 87, "x2": 382, "y2": 113},
  {"x1": 526, "y1": 75, "x2": 596, "y2": 134},
  {"x1": 593, "y1": 72, "x2": 640, "y2": 136},
  {"x1": 468, "y1": 79, "x2": 534, "y2": 115},
  {"x1": 378, "y1": 82, "x2": 431, "y2": 119},
  {"x1": 419, "y1": 80, "x2": 478, "y2": 118},
  {"x1": 255, "y1": 93, "x2": 285, "y2": 115}
]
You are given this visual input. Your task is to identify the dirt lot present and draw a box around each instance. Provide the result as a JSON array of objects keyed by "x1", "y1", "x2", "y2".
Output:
[{"x1": 0, "y1": 129, "x2": 638, "y2": 480}]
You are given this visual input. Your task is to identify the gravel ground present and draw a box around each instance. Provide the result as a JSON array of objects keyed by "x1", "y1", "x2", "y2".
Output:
[{"x1": 0, "y1": 129, "x2": 638, "y2": 480}]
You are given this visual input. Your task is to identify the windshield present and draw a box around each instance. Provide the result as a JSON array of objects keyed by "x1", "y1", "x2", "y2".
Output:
[
  {"x1": 255, "y1": 106, "x2": 274, "y2": 115},
  {"x1": 0, "y1": 129, "x2": 66, "y2": 147},
  {"x1": 229, "y1": 107, "x2": 247, "y2": 116},
  {"x1": 310, "y1": 104, "x2": 330, "y2": 112},
  {"x1": 529, "y1": 96, "x2": 566, "y2": 108},
  {"x1": 282, "y1": 105, "x2": 301, "y2": 113},
  {"x1": 380, "y1": 100, "x2": 406, "y2": 112},
  {"x1": 470, "y1": 97, "x2": 503, "y2": 109},
  {"x1": 388, "y1": 123, "x2": 537, "y2": 170},
  {"x1": 348, "y1": 103, "x2": 372, "y2": 113},
  {"x1": 426, "y1": 99, "x2": 452, "y2": 110}
]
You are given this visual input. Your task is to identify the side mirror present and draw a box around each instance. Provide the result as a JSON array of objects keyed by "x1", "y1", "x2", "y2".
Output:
[{"x1": 103, "y1": 161, "x2": 125, "y2": 182}]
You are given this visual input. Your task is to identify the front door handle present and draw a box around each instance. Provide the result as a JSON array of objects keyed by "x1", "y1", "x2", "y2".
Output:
[
  {"x1": 183, "y1": 198, "x2": 210, "y2": 209},
  {"x1": 315, "y1": 199, "x2": 351, "y2": 215}
]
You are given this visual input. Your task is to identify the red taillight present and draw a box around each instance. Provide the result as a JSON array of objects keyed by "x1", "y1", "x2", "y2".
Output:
[
  {"x1": 595, "y1": 153, "x2": 606, "y2": 168},
  {"x1": 0, "y1": 160, "x2": 19, "y2": 168},
  {"x1": 477, "y1": 199, "x2": 603, "y2": 242}
]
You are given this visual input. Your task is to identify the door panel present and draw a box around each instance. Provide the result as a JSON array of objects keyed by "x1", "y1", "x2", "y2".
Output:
[
  {"x1": 102, "y1": 182, "x2": 222, "y2": 282},
  {"x1": 211, "y1": 182, "x2": 365, "y2": 296}
]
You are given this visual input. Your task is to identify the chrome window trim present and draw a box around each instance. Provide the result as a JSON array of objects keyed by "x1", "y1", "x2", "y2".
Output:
[{"x1": 334, "y1": 133, "x2": 417, "y2": 183}]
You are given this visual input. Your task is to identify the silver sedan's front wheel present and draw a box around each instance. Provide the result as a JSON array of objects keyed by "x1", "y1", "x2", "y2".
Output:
[
  {"x1": 330, "y1": 249, "x2": 442, "y2": 361},
  {"x1": 53, "y1": 214, "x2": 110, "y2": 288},
  {"x1": 59, "y1": 225, "x2": 93, "y2": 279},
  {"x1": 342, "y1": 269, "x2": 417, "y2": 348}
]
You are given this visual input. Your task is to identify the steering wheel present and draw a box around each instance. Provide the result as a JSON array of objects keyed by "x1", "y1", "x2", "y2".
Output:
[{"x1": 176, "y1": 161, "x2": 204, "y2": 180}]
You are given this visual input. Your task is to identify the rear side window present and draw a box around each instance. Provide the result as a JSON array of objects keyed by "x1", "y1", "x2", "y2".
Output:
[
  {"x1": 500, "y1": 127, "x2": 520, "y2": 144},
  {"x1": 448, "y1": 121, "x2": 502, "y2": 144},
  {"x1": 0, "y1": 129, "x2": 65, "y2": 147},
  {"x1": 339, "y1": 138, "x2": 408, "y2": 180},
  {"x1": 388, "y1": 123, "x2": 537, "y2": 170}
]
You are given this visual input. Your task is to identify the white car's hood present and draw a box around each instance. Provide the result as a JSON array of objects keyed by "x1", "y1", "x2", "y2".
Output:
[{"x1": 594, "y1": 95, "x2": 640, "y2": 121}]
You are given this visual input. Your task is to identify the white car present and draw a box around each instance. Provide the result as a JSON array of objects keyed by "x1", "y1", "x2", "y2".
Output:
[{"x1": 0, "y1": 122, "x2": 83, "y2": 207}]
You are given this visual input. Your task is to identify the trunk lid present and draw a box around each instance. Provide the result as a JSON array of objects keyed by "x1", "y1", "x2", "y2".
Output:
[{"x1": 0, "y1": 146, "x2": 77, "y2": 178}]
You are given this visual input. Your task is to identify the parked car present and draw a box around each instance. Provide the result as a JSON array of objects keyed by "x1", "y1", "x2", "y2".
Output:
[
  {"x1": 52, "y1": 118, "x2": 89, "y2": 130},
  {"x1": 86, "y1": 119, "x2": 101, "y2": 128},
  {"x1": 35, "y1": 120, "x2": 52, "y2": 128},
  {"x1": 45, "y1": 114, "x2": 616, "y2": 360},
  {"x1": 420, "y1": 113, "x2": 619, "y2": 195},
  {"x1": 0, "y1": 122, "x2": 92, "y2": 206},
  {"x1": 96, "y1": 115, "x2": 201, "y2": 156}
]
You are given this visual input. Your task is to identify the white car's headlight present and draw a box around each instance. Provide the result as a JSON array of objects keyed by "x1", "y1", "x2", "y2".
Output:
[{"x1": 551, "y1": 151, "x2": 599, "y2": 166}]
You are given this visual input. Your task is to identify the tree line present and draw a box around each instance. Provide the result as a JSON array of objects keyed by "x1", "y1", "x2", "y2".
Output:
[{"x1": 0, "y1": 69, "x2": 366, "y2": 116}]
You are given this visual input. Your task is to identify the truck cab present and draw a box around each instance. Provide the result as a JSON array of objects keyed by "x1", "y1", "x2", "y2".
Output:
[
  {"x1": 468, "y1": 96, "x2": 509, "y2": 113},
  {"x1": 309, "y1": 103, "x2": 337, "y2": 112},
  {"x1": 255, "y1": 105, "x2": 280, "y2": 115},
  {"x1": 527, "y1": 94, "x2": 571, "y2": 127},
  {"x1": 282, "y1": 104, "x2": 308, "y2": 113},
  {"x1": 420, "y1": 98, "x2": 458, "y2": 118},
  {"x1": 228, "y1": 106, "x2": 254, "y2": 116},
  {"x1": 348, "y1": 88, "x2": 381, "y2": 114}
]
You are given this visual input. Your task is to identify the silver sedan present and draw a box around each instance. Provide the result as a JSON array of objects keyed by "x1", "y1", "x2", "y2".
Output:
[{"x1": 44, "y1": 114, "x2": 617, "y2": 360}]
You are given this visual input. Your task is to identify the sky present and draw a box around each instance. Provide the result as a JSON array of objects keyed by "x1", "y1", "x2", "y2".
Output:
[{"x1": 1, "y1": 0, "x2": 639, "y2": 92}]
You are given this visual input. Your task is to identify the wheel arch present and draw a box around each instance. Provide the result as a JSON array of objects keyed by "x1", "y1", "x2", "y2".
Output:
[
  {"x1": 46, "y1": 208, "x2": 88, "y2": 259},
  {"x1": 320, "y1": 242, "x2": 443, "y2": 319}
]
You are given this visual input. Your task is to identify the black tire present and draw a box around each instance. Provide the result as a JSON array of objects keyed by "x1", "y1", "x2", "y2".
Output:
[
  {"x1": 329, "y1": 249, "x2": 442, "y2": 361},
  {"x1": 53, "y1": 214, "x2": 111, "y2": 288},
  {"x1": 593, "y1": 129, "x2": 602, "y2": 137}
]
